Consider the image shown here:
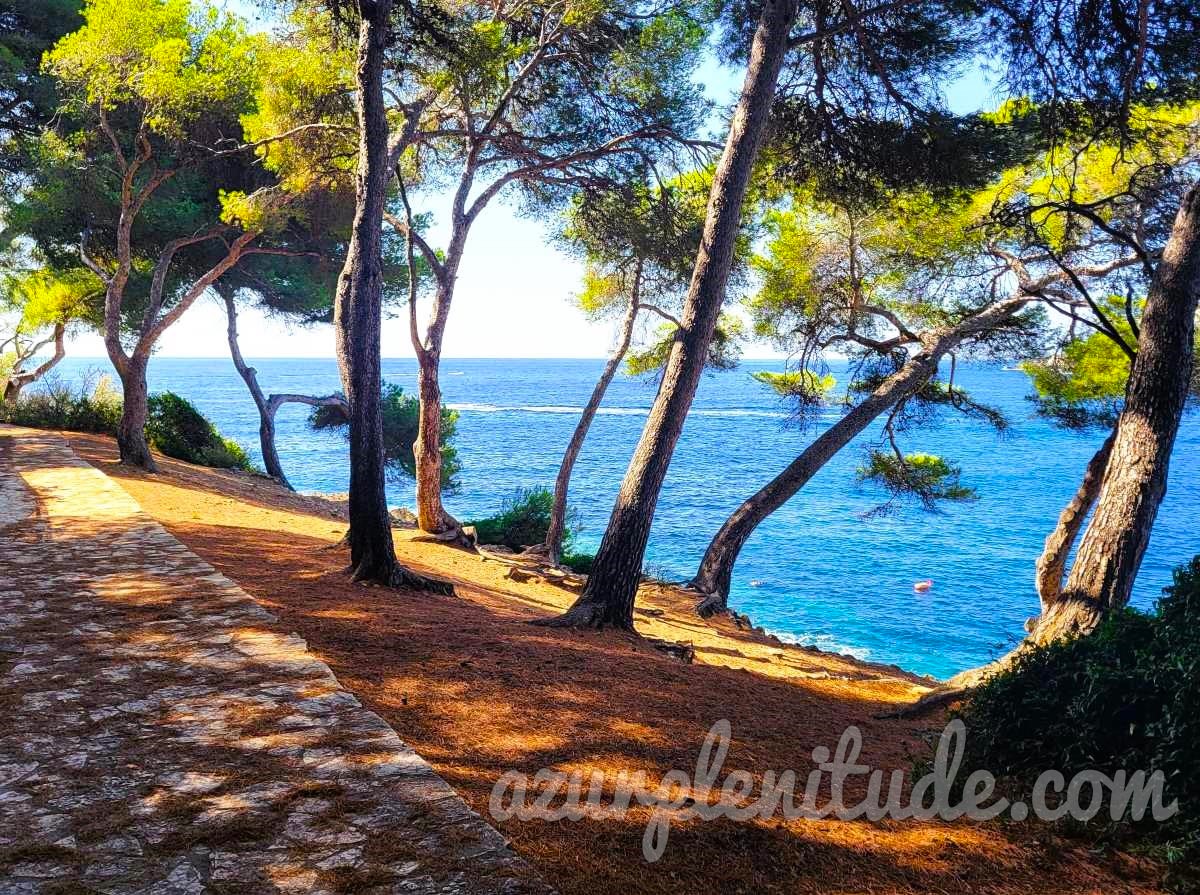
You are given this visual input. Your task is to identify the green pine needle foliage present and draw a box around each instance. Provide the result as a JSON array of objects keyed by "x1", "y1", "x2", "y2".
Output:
[
  {"x1": 857, "y1": 450, "x2": 976, "y2": 513},
  {"x1": 309, "y1": 382, "x2": 461, "y2": 490}
]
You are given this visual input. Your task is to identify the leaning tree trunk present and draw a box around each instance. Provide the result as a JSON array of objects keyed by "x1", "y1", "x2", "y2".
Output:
[
  {"x1": 331, "y1": 1, "x2": 451, "y2": 594},
  {"x1": 1032, "y1": 185, "x2": 1200, "y2": 643},
  {"x1": 223, "y1": 290, "x2": 347, "y2": 489},
  {"x1": 223, "y1": 290, "x2": 289, "y2": 486},
  {"x1": 690, "y1": 359, "x2": 939, "y2": 613},
  {"x1": 537, "y1": 0, "x2": 800, "y2": 629},
  {"x1": 544, "y1": 287, "x2": 641, "y2": 563},
  {"x1": 116, "y1": 351, "x2": 155, "y2": 471},
  {"x1": 4, "y1": 323, "x2": 67, "y2": 405},
  {"x1": 1033, "y1": 429, "x2": 1115, "y2": 608},
  {"x1": 690, "y1": 294, "x2": 1033, "y2": 615}
]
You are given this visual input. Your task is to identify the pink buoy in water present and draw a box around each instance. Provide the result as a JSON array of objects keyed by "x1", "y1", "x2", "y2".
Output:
[{"x1": 913, "y1": 579, "x2": 933, "y2": 592}]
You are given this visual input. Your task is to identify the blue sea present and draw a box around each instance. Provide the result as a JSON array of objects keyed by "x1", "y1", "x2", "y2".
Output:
[{"x1": 50, "y1": 356, "x2": 1199, "y2": 679}]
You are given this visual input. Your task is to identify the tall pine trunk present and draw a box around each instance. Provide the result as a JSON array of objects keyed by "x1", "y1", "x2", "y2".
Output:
[
  {"x1": 1032, "y1": 185, "x2": 1200, "y2": 642},
  {"x1": 331, "y1": 2, "x2": 450, "y2": 593},
  {"x1": 412, "y1": 246, "x2": 464, "y2": 534},
  {"x1": 690, "y1": 295, "x2": 1033, "y2": 613},
  {"x1": 544, "y1": 287, "x2": 641, "y2": 563},
  {"x1": 340, "y1": 2, "x2": 396, "y2": 581},
  {"x1": 116, "y1": 352, "x2": 155, "y2": 471},
  {"x1": 537, "y1": 0, "x2": 799, "y2": 629},
  {"x1": 414, "y1": 340, "x2": 447, "y2": 531}
]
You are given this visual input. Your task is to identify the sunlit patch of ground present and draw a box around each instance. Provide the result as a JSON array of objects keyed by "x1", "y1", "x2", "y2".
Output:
[
  {"x1": 67, "y1": 430, "x2": 1168, "y2": 895},
  {"x1": 0, "y1": 426, "x2": 542, "y2": 892}
]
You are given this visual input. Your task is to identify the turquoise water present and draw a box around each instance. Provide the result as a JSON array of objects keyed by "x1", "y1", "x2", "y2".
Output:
[{"x1": 50, "y1": 356, "x2": 1199, "y2": 679}]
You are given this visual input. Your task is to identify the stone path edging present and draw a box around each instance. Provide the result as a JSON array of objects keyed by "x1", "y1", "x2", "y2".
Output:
[{"x1": 0, "y1": 426, "x2": 551, "y2": 894}]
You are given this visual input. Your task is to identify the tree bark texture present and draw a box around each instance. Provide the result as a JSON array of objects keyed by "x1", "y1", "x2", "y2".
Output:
[
  {"x1": 1033, "y1": 185, "x2": 1200, "y2": 642},
  {"x1": 223, "y1": 290, "x2": 289, "y2": 485},
  {"x1": 330, "y1": 3, "x2": 453, "y2": 593},
  {"x1": 116, "y1": 352, "x2": 155, "y2": 471},
  {"x1": 335, "y1": 1, "x2": 402, "y2": 582},
  {"x1": 538, "y1": 0, "x2": 800, "y2": 629},
  {"x1": 223, "y1": 291, "x2": 345, "y2": 489},
  {"x1": 101, "y1": 227, "x2": 256, "y2": 470},
  {"x1": 3, "y1": 323, "x2": 66, "y2": 405},
  {"x1": 414, "y1": 337, "x2": 449, "y2": 531},
  {"x1": 412, "y1": 221, "x2": 468, "y2": 534}
]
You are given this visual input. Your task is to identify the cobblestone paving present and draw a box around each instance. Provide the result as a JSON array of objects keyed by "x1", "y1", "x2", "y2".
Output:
[{"x1": 0, "y1": 426, "x2": 551, "y2": 894}]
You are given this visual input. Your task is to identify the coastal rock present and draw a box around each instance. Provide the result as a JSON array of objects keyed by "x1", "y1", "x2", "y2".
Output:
[{"x1": 389, "y1": 506, "x2": 419, "y2": 528}]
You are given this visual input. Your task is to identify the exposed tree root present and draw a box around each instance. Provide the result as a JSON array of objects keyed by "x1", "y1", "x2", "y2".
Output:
[
  {"x1": 645, "y1": 637, "x2": 695, "y2": 663},
  {"x1": 530, "y1": 601, "x2": 629, "y2": 630},
  {"x1": 516, "y1": 543, "x2": 552, "y2": 563},
  {"x1": 344, "y1": 554, "x2": 455, "y2": 596},
  {"x1": 477, "y1": 546, "x2": 587, "y2": 592},
  {"x1": 693, "y1": 590, "x2": 728, "y2": 619},
  {"x1": 322, "y1": 529, "x2": 351, "y2": 551},
  {"x1": 412, "y1": 517, "x2": 477, "y2": 550},
  {"x1": 119, "y1": 457, "x2": 158, "y2": 474},
  {"x1": 878, "y1": 651, "x2": 1019, "y2": 719},
  {"x1": 387, "y1": 563, "x2": 455, "y2": 596},
  {"x1": 878, "y1": 684, "x2": 971, "y2": 719}
]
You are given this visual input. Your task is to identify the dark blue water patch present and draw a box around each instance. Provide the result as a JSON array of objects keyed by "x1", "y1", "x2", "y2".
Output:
[{"x1": 49, "y1": 356, "x2": 1199, "y2": 679}]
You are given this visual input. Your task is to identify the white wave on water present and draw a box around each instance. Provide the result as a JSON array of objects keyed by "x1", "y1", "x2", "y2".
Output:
[
  {"x1": 768, "y1": 630, "x2": 871, "y2": 660},
  {"x1": 693, "y1": 408, "x2": 790, "y2": 418},
  {"x1": 447, "y1": 402, "x2": 790, "y2": 419}
]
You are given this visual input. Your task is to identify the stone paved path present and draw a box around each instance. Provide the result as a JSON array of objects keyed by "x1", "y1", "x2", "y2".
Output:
[{"x1": 0, "y1": 426, "x2": 551, "y2": 894}]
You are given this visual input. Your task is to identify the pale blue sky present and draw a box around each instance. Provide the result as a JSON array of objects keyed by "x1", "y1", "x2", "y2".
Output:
[{"x1": 65, "y1": 9, "x2": 996, "y2": 360}]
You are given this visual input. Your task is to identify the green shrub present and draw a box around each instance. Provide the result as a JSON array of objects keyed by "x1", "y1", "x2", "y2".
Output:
[
  {"x1": 145, "y1": 392, "x2": 251, "y2": 470},
  {"x1": 3, "y1": 378, "x2": 249, "y2": 471},
  {"x1": 956, "y1": 557, "x2": 1200, "y2": 888},
  {"x1": 0, "y1": 374, "x2": 121, "y2": 433},
  {"x1": 468, "y1": 487, "x2": 590, "y2": 563},
  {"x1": 309, "y1": 382, "x2": 460, "y2": 490},
  {"x1": 560, "y1": 550, "x2": 595, "y2": 575},
  {"x1": 468, "y1": 487, "x2": 564, "y2": 552}
]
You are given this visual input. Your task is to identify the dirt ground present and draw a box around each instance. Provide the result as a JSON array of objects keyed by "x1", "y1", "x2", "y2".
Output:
[{"x1": 65, "y1": 432, "x2": 1166, "y2": 895}]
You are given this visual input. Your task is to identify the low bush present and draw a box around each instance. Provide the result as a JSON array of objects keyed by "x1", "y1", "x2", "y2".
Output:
[
  {"x1": 468, "y1": 487, "x2": 556, "y2": 551},
  {"x1": 955, "y1": 557, "x2": 1200, "y2": 891},
  {"x1": 3, "y1": 379, "x2": 250, "y2": 471},
  {"x1": 146, "y1": 392, "x2": 251, "y2": 470},
  {"x1": 560, "y1": 550, "x2": 595, "y2": 575},
  {"x1": 468, "y1": 487, "x2": 591, "y2": 565},
  {"x1": 0, "y1": 374, "x2": 122, "y2": 433}
]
